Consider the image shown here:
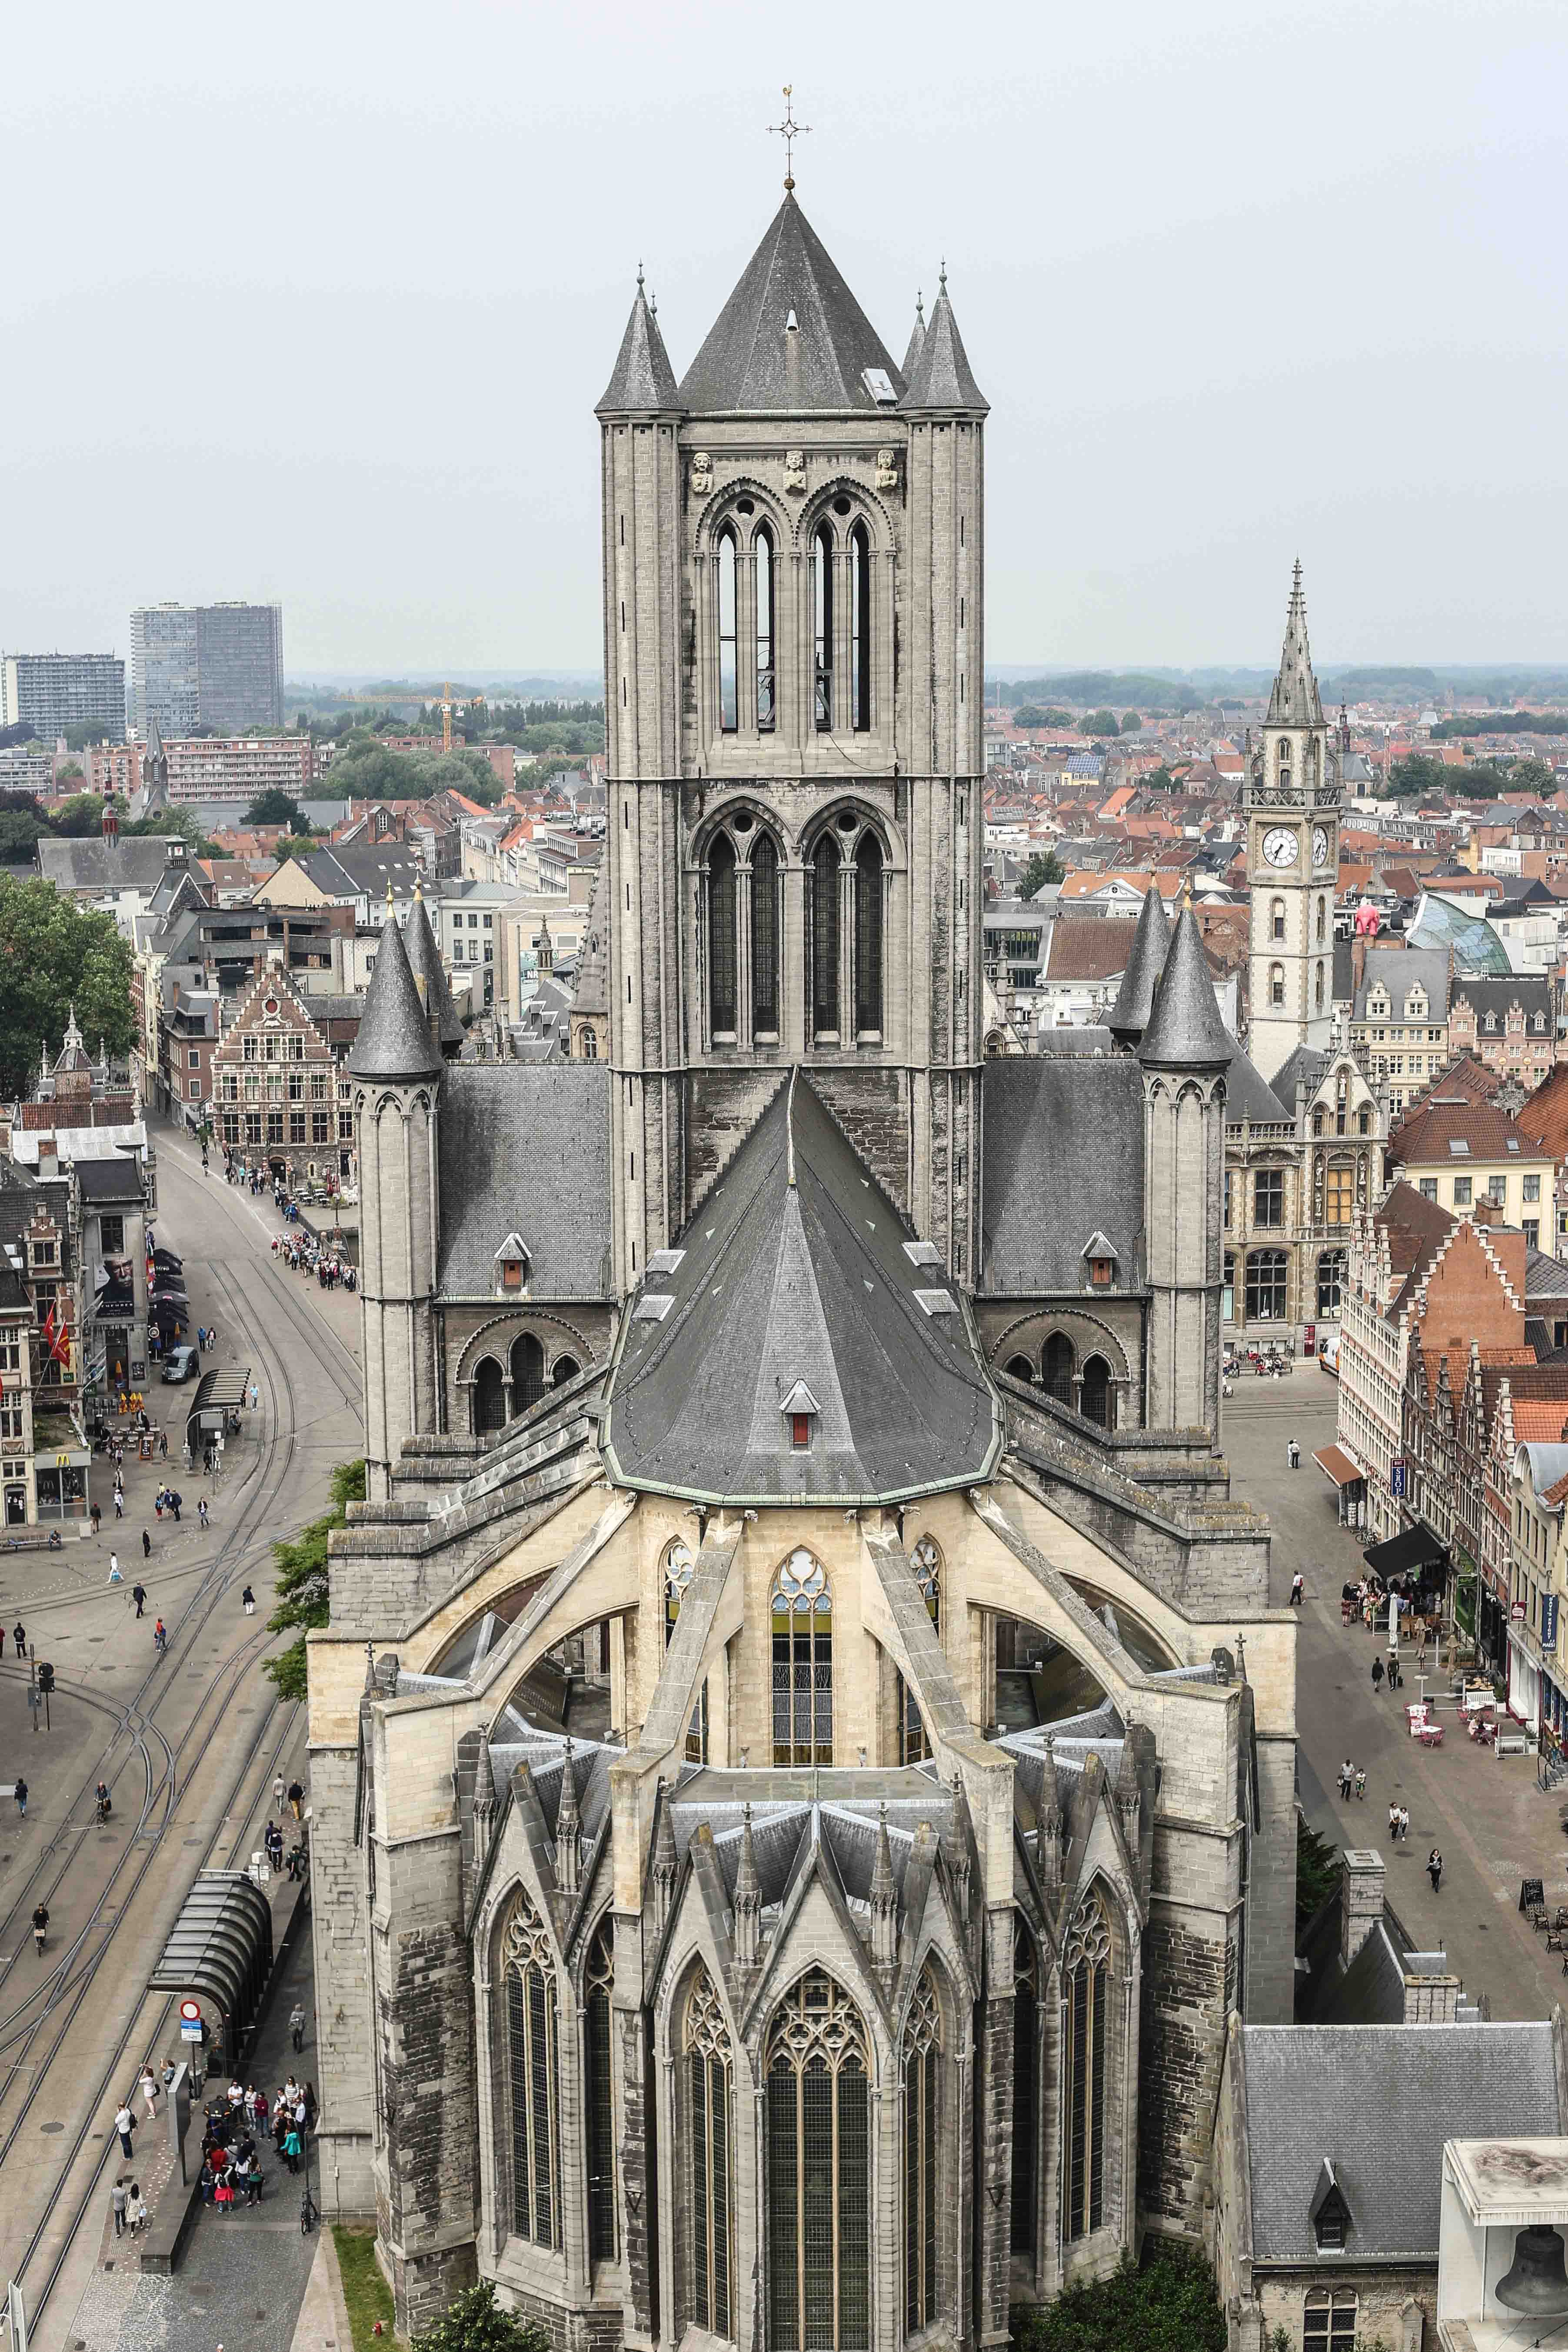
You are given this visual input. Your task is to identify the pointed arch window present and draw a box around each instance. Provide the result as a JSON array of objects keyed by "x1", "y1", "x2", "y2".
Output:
[
  {"x1": 850, "y1": 523, "x2": 871, "y2": 732},
  {"x1": 903, "y1": 1970, "x2": 941, "y2": 2332},
  {"x1": 810, "y1": 834, "x2": 841, "y2": 1040},
  {"x1": 503, "y1": 1887, "x2": 560, "y2": 2246},
  {"x1": 1042, "y1": 1331, "x2": 1075, "y2": 1406},
  {"x1": 1011, "y1": 1923, "x2": 1039, "y2": 2257},
  {"x1": 686, "y1": 1969, "x2": 733, "y2": 2338},
  {"x1": 756, "y1": 526, "x2": 777, "y2": 733},
  {"x1": 473, "y1": 1355, "x2": 506, "y2": 1436},
  {"x1": 752, "y1": 831, "x2": 780, "y2": 1037},
  {"x1": 772, "y1": 1549, "x2": 832, "y2": 1764},
  {"x1": 766, "y1": 1973, "x2": 869, "y2": 2352},
  {"x1": 813, "y1": 526, "x2": 834, "y2": 730},
  {"x1": 717, "y1": 529, "x2": 739, "y2": 733},
  {"x1": 585, "y1": 1922, "x2": 616, "y2": 2262},
  {"x1": 853, "y1": 833, "x2": 883, "y2": 1038},
  {"x1": 510, "y1": 1333, "x2": 545, "y2": 1413},
  {"x1": 709, "y1": 833, "x2": 739, "y2": 1040},
  {"x1": 1064, "y1": 1892, "x2": 1111, "y2": 2242},
  {"x1": 899, "y1": 1539, "x2": 942, "y2": 1764}
]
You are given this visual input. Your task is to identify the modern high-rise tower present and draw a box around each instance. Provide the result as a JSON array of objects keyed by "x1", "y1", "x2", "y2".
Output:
[{"x1": 128, "y1": 600, "x2": 283, "y2": 735}]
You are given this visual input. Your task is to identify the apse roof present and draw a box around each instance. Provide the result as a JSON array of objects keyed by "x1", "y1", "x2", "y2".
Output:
[
  {"x1": 600, "y1": 1070, "x2": 1000, "y2": 1504},
  {"x1": 676, "y1": 195, "x2": 906, "y2": 415}
]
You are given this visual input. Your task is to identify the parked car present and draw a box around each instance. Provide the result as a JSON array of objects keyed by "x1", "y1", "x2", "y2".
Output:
[{"x1": 161, "y1": 1344, "x2": 199, "y2": 1384}]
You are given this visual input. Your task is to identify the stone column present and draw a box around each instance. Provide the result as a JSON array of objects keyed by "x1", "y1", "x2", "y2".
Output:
[{"x1": 974, "y1": 1906, "x2": 1015, "y2": 2349}]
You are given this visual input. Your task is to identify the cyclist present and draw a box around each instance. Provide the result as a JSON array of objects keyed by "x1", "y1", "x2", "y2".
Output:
[
  {"x1": 96, "y1": 1780, "x2": 113, "y2": 1822},
  {"x1": 32, "y1": 1903, "x2": 48, "y2": 1956}
]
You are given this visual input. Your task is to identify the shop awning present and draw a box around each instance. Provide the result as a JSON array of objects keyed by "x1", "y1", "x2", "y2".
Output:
[
  {"x1": 1364, "y1": 1522, "x2": 1449, "y2": 1579},
  {"x1": 1313, "y1": 1444, "x2": 1365, "y2": 1488}
]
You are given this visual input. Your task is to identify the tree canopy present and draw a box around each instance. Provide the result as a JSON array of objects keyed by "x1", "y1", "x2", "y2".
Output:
[
  {"x1": 263, "y1": 1459, "x2": 366, "y2": 1699},
  {"x1": 0, "y1": 876, "x2": 136, "y2": 1098},
  {"x1": 1120, "y1": 710, "x2": 1142, "y2": 733},
  {"x1": 1081, "y1": 709, "x2": 1121, "y2": 737},
  {"x1": 1012, "y1": 703, "x2": 1075, "y2": 730},
  {"x1": 412, "y1": 2281, "x2": 553, "y2": 2352},
  {"x1": 327, "y1": 739, "x2": 500, "y2": 805},
  {"x1": 1431, "y1": 709, "x2": 1568, "y2": 739},
  {"x1": 1014, "y1": 2243, "x2": 1226, "y2": 2352},
  {"x1": 1019, "y1": 848, "x2": 1065, "y2": 898},
  {"x1": 244, "y1": 788, "x2": 315, "y2": 830}
]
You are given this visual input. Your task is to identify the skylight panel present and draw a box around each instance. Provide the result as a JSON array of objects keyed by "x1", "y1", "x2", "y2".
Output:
[{"x1": 863, "y1": 366, "x2": 897, "y2": 404}]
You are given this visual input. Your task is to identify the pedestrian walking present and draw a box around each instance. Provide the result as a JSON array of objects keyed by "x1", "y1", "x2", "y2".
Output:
[
  {"x1": 90, "y1": 1503, "x2": 101, "y2": 1535},
  {"x1": 1388, "y1": 1800, "x2": 1400, "y2": 1840},
  {"x1": 248, "y1": 1382, "x2": 258, "y2": 1412},
  {"x1": 108, "y1": 1551, "x2": 122, "y2": 1585},
  {"x1": 283, "y1": 2122, "x2": 303, "y2": 2175},
  {"x1": 140, "y1": 2068, "x2": 158, "y2": 2118},
  {"x1": 1399, "y1": 1804, "x2": 1412, "y2": 1841},
  {"x1": 113, "y1": 1488, "x2": 123, "y2": 1519},
  {"x1": 33, "y1": 1903, "x2": 48, "y2": 1954},
  {"x1": 128, "y1": 2182, "x2": 146, "y2": 2234},
  {"x1": 159, "y1": 1429, "x2": 167, "y2": 1459},
  {"x1": 1338, "y1": 1758, "x2": 1353, "y2": 1800},
  {"x1": 14, "y1": 1621, "x2": 26, "y2": 1660},
  {"x1": 241, "y1": 1585, "x2": 255, "y2": 1615},
  {"x1": 290, "y1": 2002, "x2": 306, "y2": 2054},
  {"x1": 1355, "y1": 1767, "x2": 1367, "y2": 1801},
  {"x1": 288, "y1": 1779, "x2": 304, "y2": 1821},
  {"x1": 153, "y1": 1617, "x2": 166, "y2": 1653},
  {"x1": 1428, "y1": 1847, "x2": 1444, "y2": 1893},
  {"x1": 1388, "y1": 1656, "x2": 1402, "y2": 1692},
  {"x1": 1290, "y1": 1571, "x2": 1304, "y2": 1607},
  {"x1": 1371, "y1": 1656, "x2": 1385, "y2": 1694},
  {"x1": 141, "y1": 1527, "x2": 151, "y2": 1561},
  {"x1": 13, "y1": 1776, "x2": 27, "y2": 1819},
  {"x1": 111, "y1": 2177, "x2": 128, "y2": 2235},
  {"x1": 114, "y1": 2100, "x2": 135, "y2": 2158},
  {"x1": 199, "y1": 1497, "x2": 209, "y2": 1530},
  {"x1": 170, "y1": 1491, "x2": 181, "y2": 1523},
  {"x1": 274, "y1": 1776, "x2": 286, "y2": 1816}
]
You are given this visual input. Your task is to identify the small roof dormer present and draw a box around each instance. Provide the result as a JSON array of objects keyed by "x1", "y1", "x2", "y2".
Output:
[
  {"x1": 494, "y1": 1233, "x2": 531, "y2": 1294},
  {"x1": 1308, "y1": 2157, "x2": 1354, "y2": 2253}
]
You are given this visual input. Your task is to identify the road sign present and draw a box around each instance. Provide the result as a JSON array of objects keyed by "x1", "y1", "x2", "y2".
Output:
[
  {"x1": 180, "y1": 2020, "x2": 203, "y2": 2041},
  {"x1": 179, "y1": 1999, "x2": 201, "y2": 2022}
]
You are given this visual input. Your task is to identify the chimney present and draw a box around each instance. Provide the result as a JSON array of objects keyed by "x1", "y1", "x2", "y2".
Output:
[
  {"x1": 1352, "y1": 935, "x2": 1367, "y2": 993},
  {"x1": 1402, "y1": 1963, "x2": 1461, "y2": 2024},
  {"x1": 37, "y1": 1135, "x2": 59, "y2": 1182},
  {"x1": 1341, "y1": 1847, "x2": 1385, "y2": 1968}
]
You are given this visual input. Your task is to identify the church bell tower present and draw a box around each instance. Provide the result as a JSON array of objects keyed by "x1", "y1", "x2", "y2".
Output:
[{"x1": 1245, "y1": 562, "x2": 1339, "y2": 1082}]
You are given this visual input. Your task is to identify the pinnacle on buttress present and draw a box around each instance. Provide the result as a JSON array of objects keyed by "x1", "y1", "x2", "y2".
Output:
[
  {"x1": 652, "y1": 1779, "x2": 678, "y2": 1928},
  {"x1": 734, "y1": 1801, "x2": 761, "y2": 1968},
  {"x1": 555, "y1": 1739, "x2": 580, "y2": 1896},
  {"x1": 870, "y1": 1801, "x2": 898, "y2": 1969}
]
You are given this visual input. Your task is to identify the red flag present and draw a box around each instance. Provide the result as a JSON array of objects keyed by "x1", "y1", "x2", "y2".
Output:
[{"x1": 40, "y1": 1303, "x2": 70, "y2": 1368}]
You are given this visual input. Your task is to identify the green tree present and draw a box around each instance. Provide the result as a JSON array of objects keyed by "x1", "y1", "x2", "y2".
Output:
[
  {"x1": 1014, "y1": 2242, "x2": 1226, "y2": 2352},
  {"x1": 1120, "y1": 710, "x2": 1142, "y2": 733},
  {"x1": 121, "y1": 806, "x2": 220, "y2": 855},
  {"x1": 1508, "y1": 756, "x2": 1557, "y2": 795},
  {"x1": 413, "y1": 2281, "x2": 553, "y2": 2352},
  {"x1": 1014, "y1": 703, "x2": 1076, "y2": 729},
  {"x1": 1019, "y1": 849, "x2": 1065, "y2": 897},
  {"x1": 50, "y1": 791, "x2": 117, "y2": 836},
  {"x1": 56, "y1": 759, "x2": 84, "y2": 787},
  {"x1": 244, "y1": 788, "x2": 314, "y2": 830},
  {"x1": 263, "y1": 1458, "x2": 366, "y2": 1700},
  {"x1": 0, "y1": 876, "x2": 136, "y2": 1098},
  {"x1": 1144, "y1": 765, "x2": 1178, "y2": 792},
  {"x1": 1081, "y1": 709, "x2": 1120, "y2": 737},
  {"x1": 1296, "y1": 1813, "x2": 1341, "y2": 1928}
]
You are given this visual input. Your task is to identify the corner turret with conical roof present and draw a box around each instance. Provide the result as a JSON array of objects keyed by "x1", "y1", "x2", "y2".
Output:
[
  {"x1": 899, "y1": 266, "x2": 988, "y2": 414},
  {"x1": 1136, "y1": 905, "x2": 1229, "y2": 1434},
  {"x1": 902, "y1": 291, "x2": 927, "y2": 380},
  {"x1": 596, "y1": 267, "x2": 681, "y2": 417},
  {"x1": 403, "y1": 886, "x2": 464, "y2": 1061},
  {"x1": 1139, "y1": 905, "x2": 1231, "y2": 1070},
  {"x1": 1106, "y1": 880, "x2": 1171, "y2": 1047}
]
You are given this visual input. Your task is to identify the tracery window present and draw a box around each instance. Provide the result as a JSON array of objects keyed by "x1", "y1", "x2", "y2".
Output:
[
  {"x1": 766, "y1": 1973, "x2": 869, "y2": 2352},
  {"x1": 663, "y1": 1540, "x2": 707, "y2": 1760},
  {"x1": 813, "y1": 526, "x2": 834, "y2": 730},
  {"x1": 902, "y1": 1970, "x2": 941, "y2": 2332},
  {"x1": 1063, "y1": 1893, "x2": 1111, "y2": 2242},
  {"x1": 709, "y1": 833, "x2": 739, "y2": 1039},
  {"x1": 1245, "y1": 1248, "x2": 1288, "y2": 1322},
  {"x1": 810, "y1": 835, "x2": 841, "y2": 1040},
  {"x1": 752, "y1": 831, "x2": 780, "y2": 1038},
  {"x1": 1011, "y1": 1923, "x2": 1039, "y2": 2257},
  {"x1": 503, "y1": 1887, "x2": 560, "y2": 2246},
  {"x1": 1042, "y1": 1332, "x2": 1075, "y2": 1406},
  {"x1": 772, "y1": 1550, "x2": 832, "y2": 1765},
  {"x1": 686, "y1": 1969, "x2": 733, "y2": 2337},
  {"x1": 756, "y1": 527, "x2": 776, "y2": 732},
  {"x1": 854, "y1": 833, "x2": 883, "y2": 1037},
  {"x1": 585, "y1": 1922, "x2": 616, "y2": 2262},
  {"x1": 717, "y1": 529, "x2": 739, "y2": 732},
  {"x1": 899, "y1": 1539, "x2": 941, "y2": 1764},
  {"x1": 850, "y1": 523, "x2": 871, "y2": 733}
]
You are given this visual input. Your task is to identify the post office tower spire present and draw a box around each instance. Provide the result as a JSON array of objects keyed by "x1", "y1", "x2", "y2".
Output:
[{"x1": 1245, "y1": 561, "x2": 1340, "y2": 1083}]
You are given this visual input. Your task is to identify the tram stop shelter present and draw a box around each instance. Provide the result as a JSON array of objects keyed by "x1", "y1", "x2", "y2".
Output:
[
  {"x1": 184, "y1": 1366, "x2": 252, "y2": 1466},
  {"x1": 149, "y1": 1869, "x2": 273, "y2": 2075}
]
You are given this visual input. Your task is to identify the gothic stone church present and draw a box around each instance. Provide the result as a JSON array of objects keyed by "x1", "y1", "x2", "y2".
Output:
[{"x1": 308, "y1": 190, "x2": 1298, "y2": 2346}]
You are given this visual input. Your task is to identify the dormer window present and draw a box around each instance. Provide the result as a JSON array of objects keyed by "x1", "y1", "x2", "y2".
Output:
[
  {"x1": 493, "y1": 1232, "x2": 531, "y2": 1296},
  {"x1": 1082, "y1": 1231, "x2": 1118, "y2": 1288},
  {"x1": 1310, "y1": 2160, "x2": 1354, "y2": 2254},
  {"x1": 781, "y1": 1379, "x2": 820, "y2": 1452}
]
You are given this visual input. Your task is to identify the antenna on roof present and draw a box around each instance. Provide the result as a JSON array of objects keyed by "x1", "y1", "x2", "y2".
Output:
[{"x1": 768, "y1": 83, "x2": 811, "y2": 192}]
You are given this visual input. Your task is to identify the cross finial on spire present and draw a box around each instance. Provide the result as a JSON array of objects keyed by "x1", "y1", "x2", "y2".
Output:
[
  {"x1": 939, "y1": 259, "x2": 948, "y2": 293},
  {"x1": 916, "y1": 289, "x2": 925, "y2": 322},
  {"x1": 636, "y1": 259, "x2": 645, "y2": 296},
  {"x1": 769, "y1": 84, "x2": 811, "y2": 192}
]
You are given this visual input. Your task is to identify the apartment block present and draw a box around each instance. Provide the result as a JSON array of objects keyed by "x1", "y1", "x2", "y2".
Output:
[
  {"x1": 129, "y1": 602, "x2": 283, "y2": 733},
  {"x1": 2, "y1": 652, "x2": 125, "y2": 742}
]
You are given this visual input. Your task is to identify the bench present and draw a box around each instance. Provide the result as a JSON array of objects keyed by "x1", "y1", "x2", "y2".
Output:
[{"x1": 1496, "y1": 1730, "x2": 1532, "y2": 1758}]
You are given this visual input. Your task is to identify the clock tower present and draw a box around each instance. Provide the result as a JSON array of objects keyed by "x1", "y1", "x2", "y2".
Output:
[{"x1": 1245, "y1": 561, "x2": 1339, "y2": 1082}]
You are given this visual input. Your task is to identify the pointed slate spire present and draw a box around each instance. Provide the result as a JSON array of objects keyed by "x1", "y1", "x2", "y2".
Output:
[
  {"x1": 346, "y1": 911, "x2": 443, "y2": 1081},
  {"x1": 1106, "y1": 880, "x2": 1172, "y2": 1047},
  {"x1": 870, "y1": 1801, "x2": 898, "y2": 1969},
  {"x1": 899, "y1": 266, "x2": 988, "y2": 413},
  {"x1": 1139, "y1": 905, "x2": 1231, "y2": 1070},
  {"x1": 734, "y1": 1802, "x2": 761, "y2": 1968},
  {"x1": 555, "y1": 1740, "x2": 580, "y2": 1895},
  {"x1": 596, "y1": 267, "x2": 681, "y2": 416},
  {"x1": 404, "y1": 886, "x2": 464, "y2": 1058},
  {"x1": 902, "y1": 290, "x2": 927, "y2": 380},
  {"x1": 1266, "y1": 558, "x2": 1325, "y2": 728}
]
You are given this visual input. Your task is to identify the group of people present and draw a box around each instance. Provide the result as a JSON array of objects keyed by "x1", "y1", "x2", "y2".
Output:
[
  {"x1": 196, "y1": 2074, "x2": 318, "y2": 2209},
  {"x1": 1335, "y1": 1759, "x2": 1445, "y2": 1890},
  {"x1": 269, "y1": 1229, "x2": 356, "y2": 1290}
]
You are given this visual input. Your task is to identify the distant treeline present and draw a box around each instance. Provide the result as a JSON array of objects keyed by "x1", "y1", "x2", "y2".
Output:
[
  {"x1": 1429, "y1": 711, "x2": 1568, "y2": 739},
  {"x1": 1002, "y1": 672, "x2": 1202, "y2": 710}
]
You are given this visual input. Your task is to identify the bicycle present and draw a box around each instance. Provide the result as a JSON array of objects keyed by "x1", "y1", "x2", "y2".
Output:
[{"x1": 33, "y1": 1908, "x2": 48, "y2": 1956}]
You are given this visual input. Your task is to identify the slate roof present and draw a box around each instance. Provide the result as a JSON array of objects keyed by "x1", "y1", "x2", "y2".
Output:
[
  {"x1": 601, "y1": 1071, "x2": 1000, "y2": 1504},
  {"x1": 345, "y1": 916, "x2": 442, "y2": 1082},
  {"x1": 979, "y1": 1056, "x2": 1145, "y2": 1296},
  {"x1": 1139, "y1": 906, "x2": 1232, "y2": 1069},
  {"x1": 403, "y1": 893, "x2": 464, "y2": 1052},
  {"x1": 1105, "y1": 878, "x2": 1169, "y2": 1043},
  {"x1": 77, "y1": 1157, "x2": 143, "y2": 1205},
  {"x1": 677, "y1": 195, "x2": 906, "y2": 415},
  {"x1": 1448, "y1": 972, "x2": 1555, "y2": 1021},
  {"x1": 436, "y1": 1064, "x2": 612, "y2": 1301},
  {"x1": 596, "y1": 280, "x2": 680, "y2": 414},
  {"x1": 1033, "y1": 1025, "x2": 1116, "y2": 1058},
  {"x1": 899, "y1": 278, "x2": 988, "y2": 414},
  {"x1": 1352, "y1": 946, "x2": 1451, "y2": 1023},
  {"x1": 901, "y1": 297, "x2": 927, "y2": 379},
  {"x1": 36, "y1": 838, "x2": 185, "y2": 892},
  {"x1": 1240, "y1": 2022, "x2": 1559, "y2": 2263},
  {"x1": 1224, "y1": 1044, "x2": 1291, "y2": 1124}
]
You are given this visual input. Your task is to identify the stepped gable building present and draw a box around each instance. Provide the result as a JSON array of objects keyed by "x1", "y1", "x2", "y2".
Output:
[{"x1": 310, "y1": 186, "x2": 1295, "y2": 2346}]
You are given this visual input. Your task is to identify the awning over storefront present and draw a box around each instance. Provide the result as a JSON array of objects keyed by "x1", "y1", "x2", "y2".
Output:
[
  {"x1": 1314, "y1": 1444, "x2": 1365, "y2": 1488},
  {"x1": 148, "y1": 1869, "x2": 273, "y2": 2072},
  {"x1": 1364, "y1": 1522, "x2": 1449, "y2": 1579}
]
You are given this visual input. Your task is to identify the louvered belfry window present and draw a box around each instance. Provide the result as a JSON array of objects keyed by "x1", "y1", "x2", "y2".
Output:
[
  {"x1": 771, "y1": 1551, "x2": 832, "y2": 1765},
  {"x1": 902, "y1": 1970, "x2": 941, "y2": 2332},
  {"x1": 585, "y1": 1922, "x2": 616, "y2": 2262},
  {"x1": 1064, "y1": 1892, "x2": 1111, "y2": 2241},
  {"x1": 686, "y1": 1968, "x2": 734, "y2": 2337},
  {"x1": 503, "y1": 1887, "x2": 560, "y2": 2246},
  {"x1": 766, "y1": 1973, "x2": 870, "y2": 2352}
]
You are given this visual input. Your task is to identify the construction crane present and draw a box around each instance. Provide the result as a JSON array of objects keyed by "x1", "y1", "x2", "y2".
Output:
[{"x1": 436, "y1": 680, "x2": 486, "y2": 755}]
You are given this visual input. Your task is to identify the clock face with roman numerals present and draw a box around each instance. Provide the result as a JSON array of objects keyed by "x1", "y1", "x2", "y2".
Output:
[
  {"x1": 1312, "y1": 825, "x2": 1332, "y2": 869},
  {"x1": 1261, "y1": 826, "x2": 1299, "y2": 869}
]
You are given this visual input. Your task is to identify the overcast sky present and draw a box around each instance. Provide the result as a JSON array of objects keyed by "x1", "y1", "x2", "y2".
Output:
[{"x1": 3, "y1": 0, "x2": 1564, "y2": 678}]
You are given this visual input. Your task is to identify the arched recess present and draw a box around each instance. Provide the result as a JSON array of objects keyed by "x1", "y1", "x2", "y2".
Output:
[
  {"x1": 766, "y1": 1969, "x2": 871, "y2": 2352},
  {"x1": 510, "y1": 1333, "x2": 546, "y2": 1414},
  {"x1": 1060, "y1": 1876, "x2": 1135, "y2": 2257},
  {"x1": 990, "y1": 1604, "x2": 1110, "y2": 1732},
  {"x1": 552, "y1": 1352, "x2": 580, "y2": 1387},
  {"x1": 1004, "y1": 1353, "x2": 1036, "y2": 1386},
  {"x1": 473, "y1": 1356, "x2": 506, "y2": 1436},
  {"x1": 1080, "y1": 1355, "x2": 1113, "y2": 1429},
  {"x1": 584, "y1": 1917, "x2": 616, "y2": 2262},
  {"x1": 1042, "y1": 1332, "x2": 1075, "y2": 1406}
]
